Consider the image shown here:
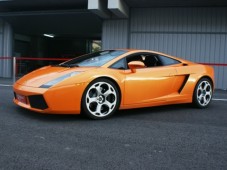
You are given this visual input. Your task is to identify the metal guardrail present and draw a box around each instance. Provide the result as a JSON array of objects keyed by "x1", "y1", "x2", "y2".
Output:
[
  {"x1": 0, "y1": 56, "x2": 227, "y2": 84},
  {"x1": 0, "y1": 57, "x2": 70, "y2": 84}
]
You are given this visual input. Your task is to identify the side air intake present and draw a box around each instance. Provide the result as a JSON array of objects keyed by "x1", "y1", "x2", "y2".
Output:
[{"x1": 178, "y1": 75, "x2": 190, "y2": 93}]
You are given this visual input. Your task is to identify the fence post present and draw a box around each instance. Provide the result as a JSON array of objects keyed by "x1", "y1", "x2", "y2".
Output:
[{"x1": 13, "y1": 57, "x2": 16, "y2": 84}]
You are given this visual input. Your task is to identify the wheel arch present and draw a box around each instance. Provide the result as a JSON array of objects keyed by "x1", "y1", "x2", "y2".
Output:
[{"x1": 197, "y1": 75, "x2": 214, "y2": 90}]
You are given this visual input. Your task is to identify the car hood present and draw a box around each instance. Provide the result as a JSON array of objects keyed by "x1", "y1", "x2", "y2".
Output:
[{"x1": 16, "y1": 66, "x2": 96, "y2": 87}]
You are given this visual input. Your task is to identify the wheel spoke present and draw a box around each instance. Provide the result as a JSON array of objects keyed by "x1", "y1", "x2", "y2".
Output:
[
  {"x1": 96, "y1": 85, "x2": 102, "y2": 95},
  {"x1": 204, "y1": 95, "x2": 210, "y2": 105},
  {"x1": 103, "y1": 101, "x2": 114, "y2": 110},
  {"x1": 206, "y1": 90, "x2": 211, "y2": 96},
  {"x1": 96, "y1": 104, "x2": 102, "y2": 114},
  {"x1": 197, "y1": 94, "x2": 203, "y2": 101},
  {"x1": 205, "y1": 93, "x2": 211, "y2": 103},
  {"x1": 198, "y1": 85, "x2": 203, "y2": 91},
  {"x1": 87, "y1": 97, "x2": 97, "y2": 104},
  {"x1": 202, "y1": 96, "x2": 206, "y2": 104},
  {"x1": 203, "y1": 83, "x2": 209, "y2": 91},
  {"x1": 104, "y1": 88, "x2": 113, "y2": 97}
]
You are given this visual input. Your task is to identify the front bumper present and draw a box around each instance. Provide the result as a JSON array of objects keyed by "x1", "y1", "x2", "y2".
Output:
[{"x1": 13, "y1": 82, "x2": 86, "y2": 114}]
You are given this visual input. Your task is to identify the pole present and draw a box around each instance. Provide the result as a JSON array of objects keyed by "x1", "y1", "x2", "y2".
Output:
[{"x1": 13, "y1": 57, "x2": 16, "y2": 84}]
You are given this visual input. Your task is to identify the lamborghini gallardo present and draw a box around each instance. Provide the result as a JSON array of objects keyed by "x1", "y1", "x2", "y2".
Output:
[{"x1": 13, "y1": 49, "x2": 214, "y2": 119}]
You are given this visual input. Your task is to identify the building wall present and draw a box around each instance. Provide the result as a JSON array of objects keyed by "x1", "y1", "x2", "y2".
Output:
[
  {"x1": 102, "y1": 7, "x2": 227, "y2": 89},
  {"x1": 0, "y1": 20, "x2": 13, "y2": 78},
  {"x1": 102, "y1": 19, "x2": 128, "y2": 49}
]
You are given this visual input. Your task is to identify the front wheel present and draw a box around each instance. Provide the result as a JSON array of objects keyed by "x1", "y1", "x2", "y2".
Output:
[
  {"x1": 193, "y1": 78, "x2": 213, "y2": 108},
  {"x1": 82, "y1": 78, "x2": 120, "y2": 119}
]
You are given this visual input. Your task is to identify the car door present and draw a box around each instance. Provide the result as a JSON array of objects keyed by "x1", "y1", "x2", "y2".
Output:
[{"x1": 124, "y1": 65, "x2": 177, "y2": 105}]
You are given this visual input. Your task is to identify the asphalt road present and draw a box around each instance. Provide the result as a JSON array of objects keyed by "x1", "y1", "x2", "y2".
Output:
[{"x1": 0, "y1": 85, "x2": 227, "y2": 170}]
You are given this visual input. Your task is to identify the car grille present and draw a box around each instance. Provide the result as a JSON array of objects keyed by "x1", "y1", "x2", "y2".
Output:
[{"x1": 28, "y1": 95, "x2": 48, "y2": 110}]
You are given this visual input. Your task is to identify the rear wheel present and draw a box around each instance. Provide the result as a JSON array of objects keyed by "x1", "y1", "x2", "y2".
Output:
[
  {"x1": 82, "y1": 78, "x2": 120, "y2": 119},
  {"x1": 193, "y1": 78, "x2": 213, "y2": 108}
]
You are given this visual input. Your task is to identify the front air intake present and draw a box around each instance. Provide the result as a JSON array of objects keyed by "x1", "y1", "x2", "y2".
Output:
[{"x1": 28, "y1": 95, "x2": 48, "y2": 110}]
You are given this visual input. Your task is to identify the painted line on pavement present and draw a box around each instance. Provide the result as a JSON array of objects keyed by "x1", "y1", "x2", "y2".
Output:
[
  {"x1": 212, "y1": 98, "x2": 227, "y2": 101},
  {"x1": 0, "y1": 84, "x2": 12, "y2": 87}
]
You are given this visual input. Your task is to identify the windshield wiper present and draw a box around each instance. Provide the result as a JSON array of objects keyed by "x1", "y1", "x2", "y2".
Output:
[
  {"x1": 58, "y1": 64, "x2": 79, "y2": 68},
  {"x1": 58, "y1": 64, "x2": 70, "y2": 67},
  {"x1": 70, "y1": 64, "x2": 79, "y2": 67}
]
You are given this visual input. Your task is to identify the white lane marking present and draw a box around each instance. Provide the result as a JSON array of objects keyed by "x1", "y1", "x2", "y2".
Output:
[
  {"x1": 0, "y1": 84, "x2": 12, "y2": 87},
  {"x1": 212, "y1": 98, "x2": 227, "y2": 101}
]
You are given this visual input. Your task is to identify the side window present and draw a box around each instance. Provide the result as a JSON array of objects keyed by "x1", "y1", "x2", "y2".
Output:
[
  {"x1": 126, "y1": 53, "x2": 162, "y2": 68},
  {"x1": 158, "y1": 55, "x2": 180, "y2": 66},
  {"x1": 126, "y1": 55, "x2": 143, "y2": 63},
  {"x1": 110, "y1": 58, "x2": 126, "y2": 70},
  {"x1": 143, "y1": 55, "x2": 162, "y2": 67},
  {"x1": 126, "y1": 54, "x2": 144, "y2": 69}
]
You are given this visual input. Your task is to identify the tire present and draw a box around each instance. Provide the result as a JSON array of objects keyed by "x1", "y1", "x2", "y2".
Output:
[
  {"x1": 193, "y1": 78, "x2": 213, "y2": 108},
  {"x1": 81, "y1": 78, "x2": 120, "y2": 119}
]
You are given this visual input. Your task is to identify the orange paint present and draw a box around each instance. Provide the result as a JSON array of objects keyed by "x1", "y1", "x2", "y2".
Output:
[{"x1": 13, "y1": 49, "x2": 214, "y2": 115}]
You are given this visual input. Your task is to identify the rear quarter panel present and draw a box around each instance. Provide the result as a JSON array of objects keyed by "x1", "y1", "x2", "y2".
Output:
[{"x1": 176, "y1": 64, "x2": 214, "y2": 95}]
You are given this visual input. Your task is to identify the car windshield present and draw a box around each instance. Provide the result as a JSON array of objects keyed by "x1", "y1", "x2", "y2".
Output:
[{"x1": 59, "y1": 50, "x2": 127, "y2": 67}]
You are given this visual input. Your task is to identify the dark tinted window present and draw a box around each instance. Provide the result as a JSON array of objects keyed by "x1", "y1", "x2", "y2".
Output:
[
  {"x1": 158, "y1": 55, "x2": 180, "y2": 66},
  {"x1": 110, "y1": 58, "x2": 126, "y2": 70},
  {"x1": 143, "y1": 55, "x2": 162, "y2": 67}
]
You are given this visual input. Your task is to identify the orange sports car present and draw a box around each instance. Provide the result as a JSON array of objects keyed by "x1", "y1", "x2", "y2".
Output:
[{"x1": 13, "y1": 49, "x2": 214, "y2": 119}]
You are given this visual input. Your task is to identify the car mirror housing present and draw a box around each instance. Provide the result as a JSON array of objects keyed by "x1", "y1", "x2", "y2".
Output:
[{"x1": 128, "y1": 61, "x2": 145, "y2": 73}]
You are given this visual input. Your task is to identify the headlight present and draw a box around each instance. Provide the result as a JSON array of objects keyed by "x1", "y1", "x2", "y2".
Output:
[{"x1": 40, "y1": 72, "x2": 81, "y2": 88}]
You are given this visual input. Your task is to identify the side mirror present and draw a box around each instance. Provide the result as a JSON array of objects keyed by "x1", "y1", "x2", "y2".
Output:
[{"x1": 128, "y1": 61, "x2": 145, "y2": 73}]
